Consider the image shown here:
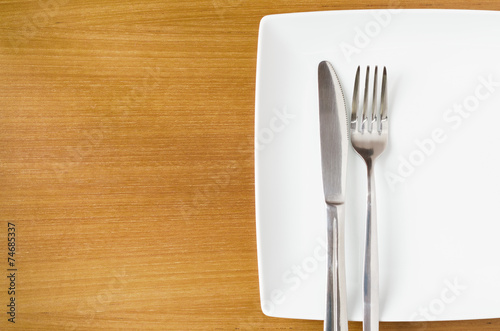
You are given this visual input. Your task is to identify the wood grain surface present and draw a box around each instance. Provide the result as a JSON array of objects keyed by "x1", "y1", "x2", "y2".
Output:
[{"x1": 1, "y1": 0, "x2": 499, "y2": 330}]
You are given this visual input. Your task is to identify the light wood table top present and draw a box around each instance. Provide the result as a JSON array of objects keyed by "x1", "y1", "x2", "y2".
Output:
[{"x1": 1, "y1": 1, "x2": 499, "y2": 330}]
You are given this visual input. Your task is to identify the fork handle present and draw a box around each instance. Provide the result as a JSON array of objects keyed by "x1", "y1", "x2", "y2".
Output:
[
  {"x1": 363, "y1": 161, "x2": 379, "y2": 331},
  {"x1": 324, "y1": 203, "x2": 348, "y2": 331}
]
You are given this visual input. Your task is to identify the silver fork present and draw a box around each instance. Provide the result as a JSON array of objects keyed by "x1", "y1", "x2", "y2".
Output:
[{"x1": 350, "y1": 66, "x2": 388, "y2": 331}]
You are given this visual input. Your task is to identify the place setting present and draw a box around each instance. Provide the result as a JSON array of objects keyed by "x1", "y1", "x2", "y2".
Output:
[{"x1": 254, "y1": 9, "x2": 500, "y2": 330}]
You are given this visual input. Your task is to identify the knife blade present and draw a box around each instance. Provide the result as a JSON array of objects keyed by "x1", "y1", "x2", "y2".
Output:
[{"x1": 318, "y1": 60, "x2": 348, "y2": 331}]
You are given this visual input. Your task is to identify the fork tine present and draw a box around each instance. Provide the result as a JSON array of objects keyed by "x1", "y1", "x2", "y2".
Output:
[
  {"x1": 380, "y1": 67, "x2": 388, "y2": 121},
  {"x1": 362, "y1": 66, "x2": 370, "y2": 132},
  {"x1": 351, "y1": 66, "x2": 360, "y2": 129},
  {"x1": 371, "y1": 66, "x2": 378, "y2": 133}
]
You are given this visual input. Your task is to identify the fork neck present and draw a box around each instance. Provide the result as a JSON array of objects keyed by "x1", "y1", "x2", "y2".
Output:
[
  {"x1": 364, "y1": 157, "x2": 374, "y2": 173},
  {"x1": 365, "y1": 158, "x2": 375, "y2": 197}
]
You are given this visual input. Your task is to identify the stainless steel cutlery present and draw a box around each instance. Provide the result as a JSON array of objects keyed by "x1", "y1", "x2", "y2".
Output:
[
  {"x1": 318, "y1": 63, "x2": 388, "y2": 331},
  {"x1": 318, "y1": 61, "x2": 349, "y2": 331},
  {"x1": 350, "y1": 66, "x2": 388, "y2": 331}
]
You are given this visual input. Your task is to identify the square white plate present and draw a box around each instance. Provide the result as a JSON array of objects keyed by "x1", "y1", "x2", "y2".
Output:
[{"x1": 255, "y1": 9, "x2": 500, "y2": 322}]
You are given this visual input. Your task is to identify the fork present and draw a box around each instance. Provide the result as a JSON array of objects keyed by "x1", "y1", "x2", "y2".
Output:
[{"x1": 350, "y1": 66, "x2": 388, "y2": 331}]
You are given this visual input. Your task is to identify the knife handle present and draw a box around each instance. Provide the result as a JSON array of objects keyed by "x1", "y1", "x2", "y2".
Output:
[
  {"x1": 324, "y1": 203, "x2": 348, "y2": 331},
  {"x1": 363, "y1": 163, "x2": 379, "y2": 331}
]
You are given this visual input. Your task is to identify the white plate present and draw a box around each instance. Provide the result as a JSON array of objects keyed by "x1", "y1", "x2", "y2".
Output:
[{"x1": 255, "y1": 9, "x2": 500, "y2": 322}]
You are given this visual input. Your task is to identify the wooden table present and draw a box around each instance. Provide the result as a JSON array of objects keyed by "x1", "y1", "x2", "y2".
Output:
[{"x1": 1, "y1": 0, "x2": 499, "y2": 329}]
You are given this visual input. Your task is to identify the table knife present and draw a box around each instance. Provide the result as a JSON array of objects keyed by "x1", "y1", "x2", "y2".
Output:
[{"x1": 318, "y1": 60, "x2": 349, "y2": 331}]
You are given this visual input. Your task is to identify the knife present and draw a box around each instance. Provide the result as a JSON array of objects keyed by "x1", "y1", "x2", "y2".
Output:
[{"x1": 318, "y1": 61, "x2": 349, "y2": 331}]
